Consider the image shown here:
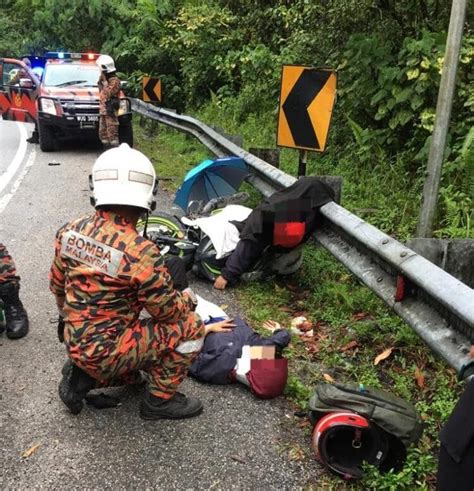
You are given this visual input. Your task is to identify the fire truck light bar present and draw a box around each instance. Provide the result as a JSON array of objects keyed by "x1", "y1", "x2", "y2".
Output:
[{"x1": 45, "y1": 52, "x2": 100, "y2": 61}]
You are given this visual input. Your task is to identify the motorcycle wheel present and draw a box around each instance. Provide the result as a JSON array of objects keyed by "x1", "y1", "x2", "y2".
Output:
[{"x1": 137, "y1": 213, "x2": 194, "y2": 270}]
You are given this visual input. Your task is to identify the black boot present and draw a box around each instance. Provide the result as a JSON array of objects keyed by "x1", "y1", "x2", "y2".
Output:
[
  {"x1": 140, "y1": 391, "x2": 203, "y2": 420},
  {"x1": 58, "y1": 360, "x2": 96, "y2": 415},
  {"x1": 0, "y1": 281, "x2": 29, "y2": 339},
  {"x1": 26, "y1": 130, "x2": 39, "y2": 144}
]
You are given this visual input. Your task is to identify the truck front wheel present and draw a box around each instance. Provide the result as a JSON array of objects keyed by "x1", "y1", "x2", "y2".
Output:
[{"x1": 38, "y1": 121, "x2": 56, "y2": 152}]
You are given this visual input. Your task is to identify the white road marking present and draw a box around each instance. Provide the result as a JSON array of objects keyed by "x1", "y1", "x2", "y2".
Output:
[
  {"x1": 0, "y1": 141, "x2": 36, "y2": 215},
  {"x1": 0, "y1": 122, "x2": 28, "y2": 194}
]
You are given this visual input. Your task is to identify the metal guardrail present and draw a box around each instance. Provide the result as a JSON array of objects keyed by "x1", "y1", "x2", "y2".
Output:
[{"x1": 132, "y1": 99, "x2": 474, "y2": 378}]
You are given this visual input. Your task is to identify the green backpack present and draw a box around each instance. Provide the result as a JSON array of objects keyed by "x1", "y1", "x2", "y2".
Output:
[{"x1": 309, "y1": 382, "x2": 423, "y2": 447}]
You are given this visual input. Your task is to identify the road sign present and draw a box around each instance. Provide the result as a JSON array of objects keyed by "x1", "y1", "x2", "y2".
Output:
[
  {"x1": 277, "y1": 65, "x2": 337, "y2": 152},
  {"x1": 142, "y1": 76, "x2": 162, "y2": 103}
]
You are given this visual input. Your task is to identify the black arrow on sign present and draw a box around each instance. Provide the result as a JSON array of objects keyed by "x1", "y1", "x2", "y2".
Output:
[
  {"x1": 282, "y1": 69, "x2": 331, "y2": 149},
  {"x1": 144, "y1": 78, "x2": 160, "y2": 102}
]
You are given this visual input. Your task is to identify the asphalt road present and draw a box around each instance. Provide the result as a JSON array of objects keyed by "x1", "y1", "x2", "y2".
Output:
[{"x1": 0, "y1": 121, "x2": 320, "y2": 489}]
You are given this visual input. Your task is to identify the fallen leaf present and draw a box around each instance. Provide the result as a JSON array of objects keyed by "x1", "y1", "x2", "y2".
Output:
[
  {"x1": 323, "y1": 373, "x2": 334, "y2": 382},
  {"x1": 303, "y1": 337, "x2": 320, "y2": 354},
  {"x1": 341, "y1": 340, "x2": 359, "y2": 352},
  {"x1": 300, "y1": 320, "x2": 313, "y2": 332},
  {"x1": 22, "y1": 443, "x2": 40, "y2": 459},
  {"x1": 279, "y1": 306, "x2": 293, "y2": 313},
  {"x1": 414, "y1": 366, "x2": 425, "y2": 388},
  {"x1": 374, "y1": 348, "x2": 393, "y2": 365},
  {"x1": 352, "y1": 311, "x2": 370, "y2": 321},
  {"x1": 219, "y1": 304, "x2": 228, "y2": 310}
]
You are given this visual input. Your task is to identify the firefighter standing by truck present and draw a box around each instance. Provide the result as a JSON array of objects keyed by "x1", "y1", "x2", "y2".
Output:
[
  {"x1": 50, "y1": 144, "x2": 206, "y2": 419},
  {"x1": 9, "y1": 57, "x2": 33, "y2": 85},
  {"x1": 96, "y1": 54, "x2": 121, "y2": 149},
  {"x1": 0, "y1": 243, "x2": 29, "y2": 339},
  {"x1": 9, "y1": 57, "x2": 40, "y2": 143}
]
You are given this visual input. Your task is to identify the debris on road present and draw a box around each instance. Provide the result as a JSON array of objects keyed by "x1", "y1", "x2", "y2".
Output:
[
  {"x1": 230, "y1": 454, "x2": 246, "y2": 464},
  {"x1": 21, "y1": 443, "x2": 40, "y2": 459}
]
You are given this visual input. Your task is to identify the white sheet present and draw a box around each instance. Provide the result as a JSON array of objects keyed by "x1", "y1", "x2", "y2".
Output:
[
  {"x1": 195, "y1": 294, "x2": 228, "y2": 323},
  {"x1": 181, "y1": 205, "x2": 252, "y2": 259}
]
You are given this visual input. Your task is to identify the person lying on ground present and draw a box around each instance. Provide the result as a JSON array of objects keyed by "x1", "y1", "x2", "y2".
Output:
[{"x1": 189, "y1": 316, "x2": 290, "y2": 398}]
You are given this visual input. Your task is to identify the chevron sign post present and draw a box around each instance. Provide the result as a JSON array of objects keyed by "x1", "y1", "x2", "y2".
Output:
[
  {"x1": 142, "y1": 76, "x2": 162, "y2": 103},
  {"x1": 277, "y1": 65, "x2": 337, "y2": 175}
]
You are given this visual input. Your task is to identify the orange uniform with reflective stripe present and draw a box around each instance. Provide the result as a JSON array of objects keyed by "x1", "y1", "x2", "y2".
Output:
[{"x1": 49, "y1": 210, "x2": 204, "y2": 398}]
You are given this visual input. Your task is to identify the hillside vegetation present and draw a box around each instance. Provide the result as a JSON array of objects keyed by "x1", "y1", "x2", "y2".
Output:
[{"x1": 1, "y1": 0, "x2": 471, "y2": 238}]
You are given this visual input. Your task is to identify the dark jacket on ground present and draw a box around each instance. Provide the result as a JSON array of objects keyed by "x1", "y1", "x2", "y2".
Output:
[
  {"x1": 222, "y1": 177, "x2": 335, "y2": 283},
  {"x1": 189, "y1": 316, "x2": 290, "y2": 384}
]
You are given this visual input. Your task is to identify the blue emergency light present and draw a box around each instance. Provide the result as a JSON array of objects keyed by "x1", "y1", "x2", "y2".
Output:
[
  {"x1": 20, "y1": 54, "x2": 46, "y2": 76},
  {"x1": 45, "y1": 52, "x2": 99, "y2": 61}
]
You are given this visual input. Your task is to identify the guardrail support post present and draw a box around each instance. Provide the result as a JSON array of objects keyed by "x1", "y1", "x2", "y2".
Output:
[
  {"x1": 407, "y1": 238, "x2": 474, "y2": 288},
  {"x1": 211, "y1": 125, "x2": 243, "y2": 148},
  {"x1": 298, "y1": 150, "x2": 307, "y2": 177},
  {"x1": 248, "y1": 148, "x2": 280, "y2": 168}
]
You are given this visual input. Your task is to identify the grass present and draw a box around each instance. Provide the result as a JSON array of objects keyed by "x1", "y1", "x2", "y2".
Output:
[
  {"x1": 133, "y1": 111, "x2": 465, "y2": 490},
  {"x1": 134, "y1": 117, "x2": 209, "y2": 192}
]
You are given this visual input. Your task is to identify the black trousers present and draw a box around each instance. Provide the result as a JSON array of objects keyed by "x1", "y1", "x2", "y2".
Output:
[
  {"x1": 165, "y1": 256, "x2": 189, "y2": 291},
  {"x1": 437, "y1": 380, "x2": 474, "y2": 491}
]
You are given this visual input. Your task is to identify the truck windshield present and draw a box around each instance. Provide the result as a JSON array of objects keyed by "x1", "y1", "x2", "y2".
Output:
[{"x1": 43, "y1": 63, "x2": 100, "y2": 88}]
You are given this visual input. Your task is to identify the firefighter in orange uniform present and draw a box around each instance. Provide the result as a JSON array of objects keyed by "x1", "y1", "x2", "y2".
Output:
[
  {"x1": 9, "y1": 57, "x2": 33, "y2": 85},
  {"x1": 96, "y1": 54, "x2": 121, "y2": 149},
  {"x1": 50, "y1": 144, "x2": 205, "y2": 419}
]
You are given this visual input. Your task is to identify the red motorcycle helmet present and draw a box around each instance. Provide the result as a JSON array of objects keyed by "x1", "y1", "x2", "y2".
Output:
[{"x1": 312, "y1": 411, "x2": 389, "y2": 480}]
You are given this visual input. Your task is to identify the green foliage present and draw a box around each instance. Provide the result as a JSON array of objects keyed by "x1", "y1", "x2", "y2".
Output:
[
  {"x1": 0, "y1": 13, "x2": 23, "y2": 56},
  {"x1": 285, "y1": 374, "x2": 312, "y2": 408}
]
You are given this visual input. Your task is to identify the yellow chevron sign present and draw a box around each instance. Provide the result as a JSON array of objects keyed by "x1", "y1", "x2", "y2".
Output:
[
  {"x1": 142, "y1": 76, "x2": 162, "y2": 103},
  {"x1": 277, "y1": 66, "x2": 337, "y2": 152}
]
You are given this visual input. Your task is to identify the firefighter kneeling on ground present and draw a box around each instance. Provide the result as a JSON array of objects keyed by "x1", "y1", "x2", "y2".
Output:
[
  {"x1": 50, "y1": 144, "x2": 206, "y2": 419},
  {"x1": 96, "y1": 54, "x2": 121, "y2": 149}
]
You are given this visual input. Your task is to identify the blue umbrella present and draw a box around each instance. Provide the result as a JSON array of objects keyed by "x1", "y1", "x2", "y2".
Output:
[{"x1": 174, "y1": 156, "x2": 249, "y2": 210}]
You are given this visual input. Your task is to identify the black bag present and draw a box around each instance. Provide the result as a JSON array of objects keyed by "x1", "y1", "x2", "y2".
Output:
[{"x1": 309, "y1": 382, "x2": 423, "y2": 447}]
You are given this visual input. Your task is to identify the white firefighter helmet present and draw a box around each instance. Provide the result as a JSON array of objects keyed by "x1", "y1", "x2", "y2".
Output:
[
  {"x1": 90, "y1": 144, "x2": 157, "y2": 211},
  {"x1": 96, "y1": 54, "x2": 116, "y2": 73}
]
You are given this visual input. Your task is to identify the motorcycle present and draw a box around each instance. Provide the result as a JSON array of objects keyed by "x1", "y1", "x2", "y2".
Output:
[{"x1": 137, "y1": 192, "x2": 303, "y2": 283}]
